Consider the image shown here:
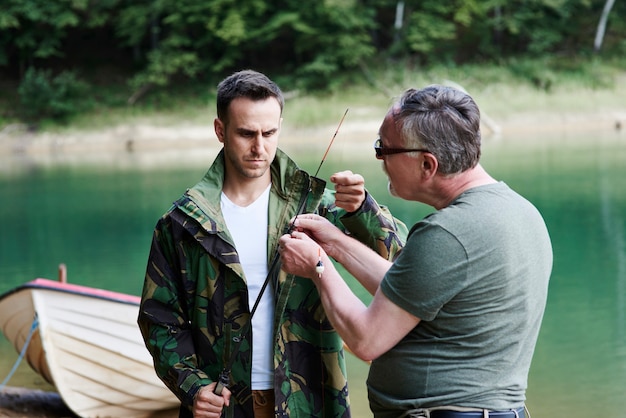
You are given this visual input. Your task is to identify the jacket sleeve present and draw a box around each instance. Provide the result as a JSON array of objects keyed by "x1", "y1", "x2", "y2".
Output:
[
  {"x1": 322, "y1": 190, "x2": 408, "y2": 260},
  {"x1": 137, "y1": 215, "x2": 211, "y2": 410}
]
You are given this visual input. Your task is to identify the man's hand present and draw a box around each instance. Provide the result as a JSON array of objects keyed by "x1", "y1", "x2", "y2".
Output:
[
  {"x1": 289, "y1": 214, "x2": 344, "y2": 260},
  {"x1": 192, "y1": 383, "x2": 231, "y2": 417},
  {"x1": 279, "y1": 229, "x2": 329, "y2": 280},
  {"x1": 331, "y1": 170, "x2": 366, "y2": 213}
]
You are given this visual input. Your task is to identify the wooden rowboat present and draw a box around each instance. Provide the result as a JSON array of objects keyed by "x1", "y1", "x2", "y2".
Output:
[{"x1": 0, "y1": 273, "x2": 179, "y2": 418}]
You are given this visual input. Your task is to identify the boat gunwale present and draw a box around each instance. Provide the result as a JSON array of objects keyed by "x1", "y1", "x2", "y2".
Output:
[{"x1": 0, "y1": 279, "x2": 140, "y2": 306}]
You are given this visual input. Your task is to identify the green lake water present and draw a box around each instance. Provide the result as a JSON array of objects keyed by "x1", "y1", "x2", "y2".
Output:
[{"x1": 1, "y1": 129, "x2": 625, "y2": 417}]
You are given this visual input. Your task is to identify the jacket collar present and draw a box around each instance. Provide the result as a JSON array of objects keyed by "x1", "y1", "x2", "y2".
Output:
[{"x1": 175, "y1": 148, "x2": 326, "y2": 233}]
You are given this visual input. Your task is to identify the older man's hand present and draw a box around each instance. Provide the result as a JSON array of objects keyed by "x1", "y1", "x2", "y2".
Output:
[{"x1": 331, "y1": 170, "x2": 366, "y2": 213}]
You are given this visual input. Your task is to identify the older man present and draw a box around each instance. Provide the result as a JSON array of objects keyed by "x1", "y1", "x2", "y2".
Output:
[{"x1": 279, "y1": 85, "x2": 552, "y2": 418}]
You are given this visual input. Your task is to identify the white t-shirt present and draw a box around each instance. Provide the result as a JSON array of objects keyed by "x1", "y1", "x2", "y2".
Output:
[{"x1": 221, "y1": 185, "x2": 274, "y2": 390}]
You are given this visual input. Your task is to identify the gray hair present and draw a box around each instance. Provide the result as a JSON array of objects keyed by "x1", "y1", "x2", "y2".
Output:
[
  {"x1": 394, "y1": 85, "x2": 481, "y2": 174},
  {"x1": 216, "y1": 70, "x2": 284, "y2": 124}
]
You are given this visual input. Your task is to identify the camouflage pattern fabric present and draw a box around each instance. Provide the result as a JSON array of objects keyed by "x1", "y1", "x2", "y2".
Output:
[{"x1": 138, "y1": 148, "x2": 407, "y2": 417}]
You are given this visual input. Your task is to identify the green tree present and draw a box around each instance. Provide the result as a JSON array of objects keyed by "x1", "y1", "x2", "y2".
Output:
[
  {"x1": 0, "y1": 0, "x2": 91, "y2": 72},
  {"x1": 1, "y1": 0, "x2": 625, "y2": 109},
  {"x1": 115, "y1": 0, "x2": 377, "y2": 94},
  {"x1": 17, "y1": 67, "x2": 89, "y2": 123}
]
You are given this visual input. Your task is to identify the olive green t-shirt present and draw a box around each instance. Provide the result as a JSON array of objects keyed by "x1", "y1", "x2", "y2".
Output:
[{"x1": 368, "y1": 182, "x2": 552, "y2": 418}]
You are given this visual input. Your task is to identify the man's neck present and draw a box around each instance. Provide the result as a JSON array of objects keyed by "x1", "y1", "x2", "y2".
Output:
[
  {"x1": 222, "y1": 175, "x2": 272, "y2": 207},
  {"x1": 432, "y1": 164, "x2": 497, "y2": 209}
]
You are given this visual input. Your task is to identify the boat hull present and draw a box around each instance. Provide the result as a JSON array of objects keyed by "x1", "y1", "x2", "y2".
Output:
[{"x1": 0, "y1": 279, "x2": 179, "y2": 418}]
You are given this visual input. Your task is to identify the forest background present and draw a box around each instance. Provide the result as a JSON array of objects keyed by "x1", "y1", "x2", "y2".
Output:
[{"x1": 0, "y1": 0, "x2": 625, "y2": 138}]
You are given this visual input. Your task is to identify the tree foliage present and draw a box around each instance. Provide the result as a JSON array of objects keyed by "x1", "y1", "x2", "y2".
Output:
[
  {"x1": 17, "y1": 67, "x2": 89, "y2": 123},
  {"x1": 1, "y1": 0, "x2": 624, "y2": 115}
]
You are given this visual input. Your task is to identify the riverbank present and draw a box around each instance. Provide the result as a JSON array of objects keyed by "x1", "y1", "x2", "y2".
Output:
[
  {"x1": 3, "y1": 62, "x2": 626, "y2": 164},
  {"x1": 1, "y1": 103, "x2": 625, "y2": 166}
]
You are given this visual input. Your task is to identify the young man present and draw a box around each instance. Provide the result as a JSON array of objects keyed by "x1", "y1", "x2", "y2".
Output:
[
  {"x1": 138, "y1": 70, "x2": 407, "y2": 418},
  {"x1": 279, "y1": 85, "x2": 552, "y2": 418}
]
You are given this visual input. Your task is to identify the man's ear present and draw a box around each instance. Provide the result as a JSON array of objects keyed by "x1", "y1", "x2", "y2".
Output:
[
  {"x1": 214, "y1": 118, "x2": 225, "y2": 143},
  {"x1": 420, "y1": 153, "x2": 438, "y2": 180}
]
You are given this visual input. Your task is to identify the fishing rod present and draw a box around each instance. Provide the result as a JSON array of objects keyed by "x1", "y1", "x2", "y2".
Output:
[
  {"x1": 312, "y1": 108, "x2": 349, "y2": 179},
  {"x1": 214, "y1": 108, "x2": 349, "y2": 396}
]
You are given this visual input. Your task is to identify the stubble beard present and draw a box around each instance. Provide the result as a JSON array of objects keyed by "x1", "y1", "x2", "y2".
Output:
[
  {"x1": 225, "y1": 146, "x2": 270, "y2": 179},
  {"x1": 238, "y1": 160, "x2": 269, "y2": 179}
]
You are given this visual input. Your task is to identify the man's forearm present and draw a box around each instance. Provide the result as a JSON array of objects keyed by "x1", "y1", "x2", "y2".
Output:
[{"x1": 330, "y1": 233, "x2": 392, "y2": 295}]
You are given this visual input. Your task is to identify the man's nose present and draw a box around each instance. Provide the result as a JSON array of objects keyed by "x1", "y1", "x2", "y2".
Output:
[{"x1": 251, "y1": 135, "x2": 264, "y2": 151}]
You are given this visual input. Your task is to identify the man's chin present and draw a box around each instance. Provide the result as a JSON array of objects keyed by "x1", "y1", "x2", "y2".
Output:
[{"x1": 243, "y1": 167, "x2": 269, "y2": 179}]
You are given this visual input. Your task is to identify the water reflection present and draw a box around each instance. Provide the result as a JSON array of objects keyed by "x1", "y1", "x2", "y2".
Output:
[
  {"x1": 0, "y1": 130, "x2": 625, "y2": 417},
  {"x1": 599, "y1": 163, "x2": 626, "y2": 346}
]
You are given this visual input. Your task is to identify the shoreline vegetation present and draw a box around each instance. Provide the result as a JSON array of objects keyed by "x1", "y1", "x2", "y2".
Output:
[
  {"x1": 2, "y1": 63, "x2": 626, "y2": 165},
  {"x1": 1, "y1": 86, "x2": 625, "y2": 169}
]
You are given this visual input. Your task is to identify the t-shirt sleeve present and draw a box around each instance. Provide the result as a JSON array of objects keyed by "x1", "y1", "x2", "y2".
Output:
[{"x1": 380, "y1": 220, "x2": 469, "y2": 321}]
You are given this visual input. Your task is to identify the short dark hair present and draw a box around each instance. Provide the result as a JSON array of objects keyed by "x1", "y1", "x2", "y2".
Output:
[
  {"x1": 216, "y1": 70, "x2": 284, "y2": 124},
  {"x1": 394, "y1": 85, "x2": 482, "y2": 174}
]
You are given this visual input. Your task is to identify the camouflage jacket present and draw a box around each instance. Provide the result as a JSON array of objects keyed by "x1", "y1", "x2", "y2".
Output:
[{"x1": 138, "y1": 148, "x2": 406, "y2": 418}]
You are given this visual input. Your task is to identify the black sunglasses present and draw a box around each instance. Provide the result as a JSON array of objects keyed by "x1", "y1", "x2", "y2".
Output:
[{"x1": 374, "y1": 137, "x2": 430, "y2": 160}]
